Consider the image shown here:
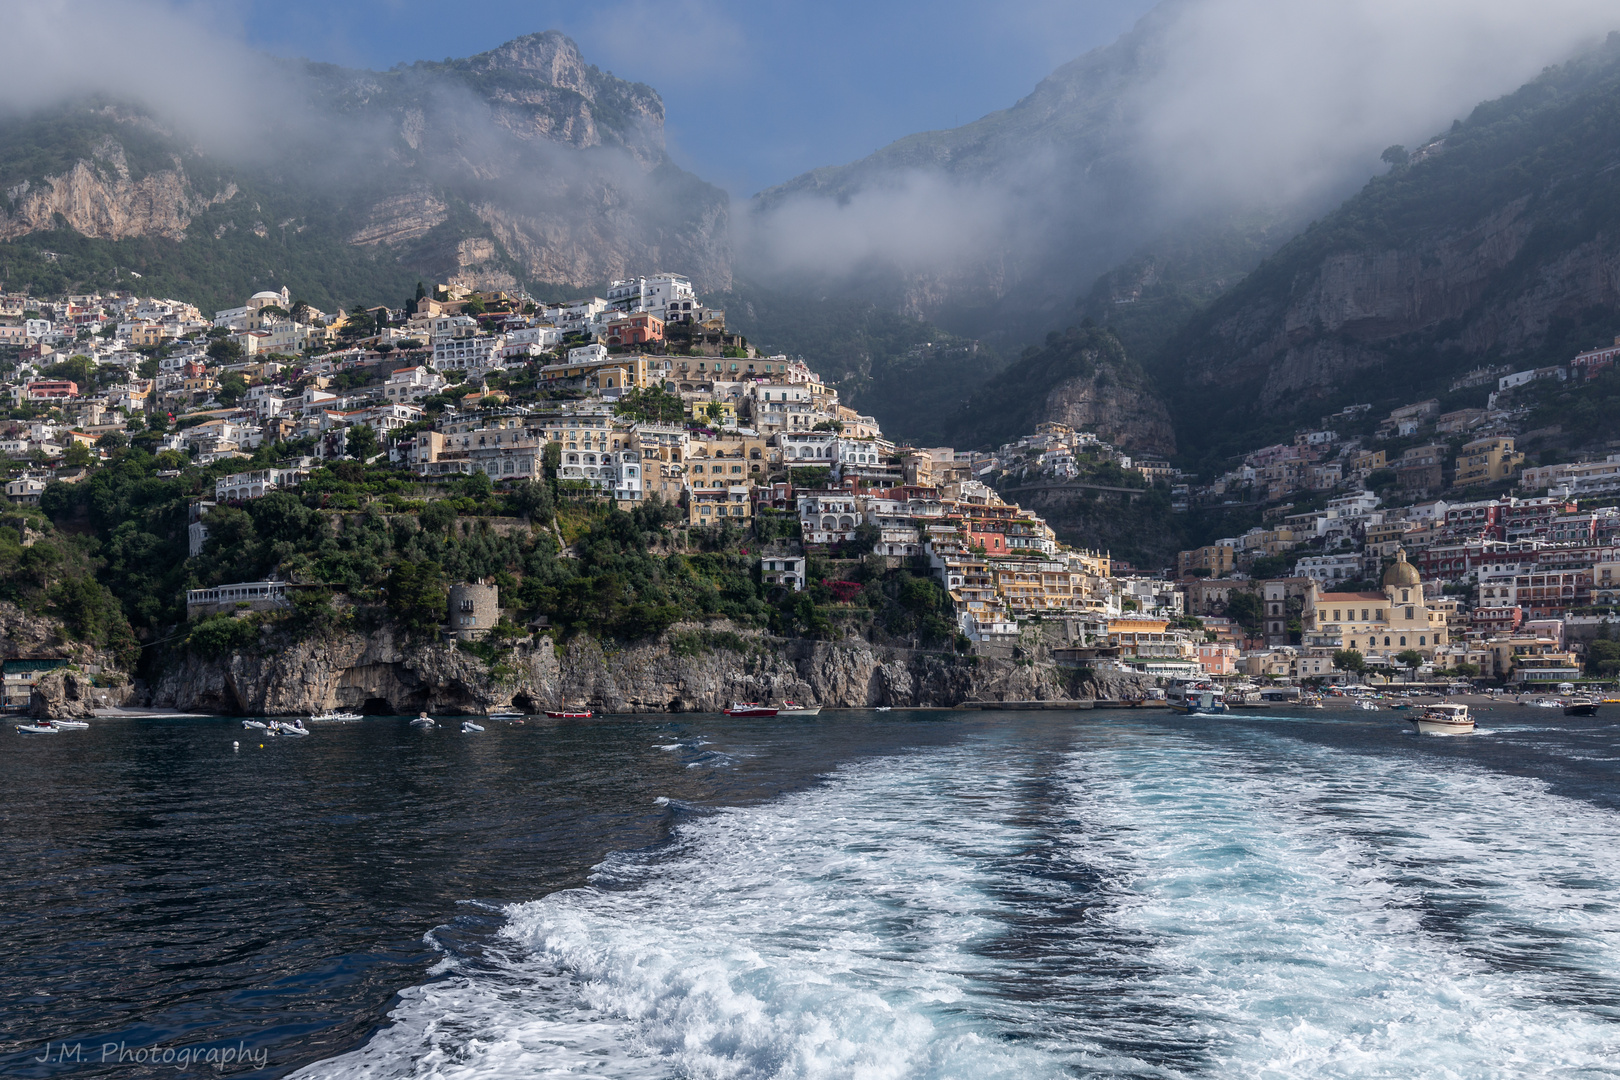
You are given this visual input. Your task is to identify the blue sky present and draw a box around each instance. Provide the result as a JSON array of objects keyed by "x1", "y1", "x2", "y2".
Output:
[{"x1": 222, "y1": 0, "x2": 1155, "y2": 196}]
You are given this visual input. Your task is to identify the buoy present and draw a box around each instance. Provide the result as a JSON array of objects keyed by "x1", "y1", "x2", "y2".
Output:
[
  {"x1": 259, "y1": 744, "x2": 264, "y2": 748},
  {"x1": 233, "y1": 741, "x2": 240, "y2": 750}
]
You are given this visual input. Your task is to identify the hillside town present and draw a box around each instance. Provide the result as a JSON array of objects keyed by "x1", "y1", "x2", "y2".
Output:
[{"x1": 0, "y1": 273, "x2": 1617, "y2": 699}]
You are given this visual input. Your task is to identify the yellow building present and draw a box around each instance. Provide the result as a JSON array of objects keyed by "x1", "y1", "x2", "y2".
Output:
[
  {"x1": 1305, "y1": 550, "x2": 1449, "y2": 663},
  {"x1": 1454, "y1": 436, "x2": 1524, "y2": 488},
  {"x1": 537, "y1": 354, "x2": 659, "y2": 391},
  {"x1": 1177, "y1": 544, "x2": 1237, "y2": 578}
]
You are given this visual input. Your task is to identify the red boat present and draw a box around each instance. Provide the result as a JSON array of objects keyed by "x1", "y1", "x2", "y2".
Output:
[
  {"x1": 546, "y1": 710, "x2": 593, "y2": 719},
  {"x1": 724, "y1": 702, "x2": 778, "y2": 717}
]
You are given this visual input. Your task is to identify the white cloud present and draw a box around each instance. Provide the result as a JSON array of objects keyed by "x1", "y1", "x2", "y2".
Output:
[{"x1": 1131, "y1": 0, "x2": 1620, "y2": 209}]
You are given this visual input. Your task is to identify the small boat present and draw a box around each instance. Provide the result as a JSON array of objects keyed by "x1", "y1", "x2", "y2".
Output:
[
  {"x1": 1564, "y1": 699, "x2": 1601, "y2": 717},
  {"x1": 725, "y1": 702, "x2": 778, "y2": 717},
  {"x1": 410, "y1": 713, "x2": 436, "y2": 728},
  {"x1": 874, "y1": 706, "x2": 892, "y2": 712},
  {"x1": 777, "y1": 701, "x2": 821, "y2": 716},
  {"x1": 16, "y1": 720, "x2": 58, "y2": 734},
  {"x1": 1168, "y1": 689, "x2": 1226, "y2": 715},
  {"x1": 1411, "y1": 702, "x2": 1474, "y2": 736},
  {"x1": 272, "y1": 720, "x2": 310, "y2": 737},
  {"x1": 461, "y1": 721, "x2": 485, "y2": 733},
  {"x1": 1357, "y1": 701, "x2": 1381, "y2": 712},
  {"x1": 51, "y1": 719, "x2": 89, "y2": 729},
  {"x1": 309, "y1": 710, "x2": 364, "y2": 722},
  {"x1": 243, "y1": 720, "x2": 268, "y2": 730},
  {"x1": 486, "y1": 710, "x2": 524, "y2": 721},
  {"x1": 1530, "y1": 699, "x2": 1563, "y2": 709},
  {"x1": 545, "y1": 709, "x2": 592, "y2": 719}
]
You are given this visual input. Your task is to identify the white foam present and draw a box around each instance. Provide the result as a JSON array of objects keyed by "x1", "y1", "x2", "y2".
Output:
[
  {"x1": 1047, "y1": 731, "x2": 1620, "y2": 1077},
  {"x1": 297, "y1": 726, "x2": 1620, "y2": 1079}
]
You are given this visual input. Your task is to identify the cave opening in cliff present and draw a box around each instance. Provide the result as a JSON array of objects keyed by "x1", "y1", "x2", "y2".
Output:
[
  {"x1": 512, "y1": 692, "x2": 537, "y2": 713},
  {"x1": 359, "y1": 697, "x2": 394, "y2": 716}
]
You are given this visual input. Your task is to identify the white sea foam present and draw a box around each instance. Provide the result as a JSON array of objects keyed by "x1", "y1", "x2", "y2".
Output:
[
  {"x1": 297, "y1": 725, "x2": 1620, "y2": 1079},
  {"x1": 1047, "y1": 731, "x2": 1620, "y2": 1077}
]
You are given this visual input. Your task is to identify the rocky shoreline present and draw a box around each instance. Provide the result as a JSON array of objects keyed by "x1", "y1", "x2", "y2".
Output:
[{"x1": 32, "y1": 621, "x2": 1152, "y2": 717}]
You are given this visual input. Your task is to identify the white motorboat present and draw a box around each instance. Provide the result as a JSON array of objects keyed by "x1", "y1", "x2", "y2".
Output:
[
  {"x1": 874, "y1": 706, "x2": 892, "y2": 712},
  {"x1": 271, "y1": 720, "x2": 311, "y2": 737},
  {"x1": 410, "y1": 713, "x2": 436, "y2": 728},
  {"x1": 461, "y1": 720, "x2": 485, "y2": 732},
  {"x1": 486, "y1": 710, "x2": 523, "y2": 721},
  {"x1": 777, "y1": 701, "x2": 822, "y2": 717},
  {"x1": 309, "y1": 710, "x2": 363, "y2": 722},
  {"x1": 1357, "y1": 701, "x2": 1381, "y2": 711},
  {"x1": 1411, "y1": 703, "x2": 1474, "y2": 736},
  {"x1": 1530, "y1": 699, "x2": 1563, "y2": 709},
  {"x1": 51, "y1": 718, "x2": 89, "y2": 729},
  {"x1": 243, "y1": 720, "x2": 268, "y2": 730},
  {"x1": 16, "y1": 721, "x2": 59, "y2": 734}
]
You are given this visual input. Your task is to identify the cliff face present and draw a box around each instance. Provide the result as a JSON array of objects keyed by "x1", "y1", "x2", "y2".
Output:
[
  {"x1": 1040, "y1": 367, "x2": 1177, "y2": 456},
  {"x1": 947, "y1": 325, "x2": 1176, "y2": 456},
  {"x1": 0, "y1": 150, "x2": 238, "y2": 242},
  {"x1": 1160, "y1": 40, "x2": 1620, "y2": 458},
  {"x1": 145, "y1": 622, "x2": 1148, "y2": 716}
]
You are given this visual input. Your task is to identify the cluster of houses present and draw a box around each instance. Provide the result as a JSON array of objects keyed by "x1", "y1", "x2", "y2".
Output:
[{"x1": 3, "y1": 277, "x2": 1617, "y2": 690}]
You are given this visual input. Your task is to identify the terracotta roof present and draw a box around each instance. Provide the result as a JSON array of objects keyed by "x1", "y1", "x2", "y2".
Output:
[{"x1": 1318, "y1": 591, "x2": 1386, "y2": 602}]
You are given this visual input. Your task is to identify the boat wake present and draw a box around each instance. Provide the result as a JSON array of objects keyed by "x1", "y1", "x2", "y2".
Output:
[{"x1": 295, "y1": 725, "x2": 1620, "y2": 1079}]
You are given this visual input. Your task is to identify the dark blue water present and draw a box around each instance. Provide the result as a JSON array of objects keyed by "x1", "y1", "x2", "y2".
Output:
[{"x1": 3, "y1": 706, "x2": 1618, "y2": 1079}]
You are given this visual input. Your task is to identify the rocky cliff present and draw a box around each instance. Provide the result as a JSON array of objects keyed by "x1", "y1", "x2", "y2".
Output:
[
  {"x1": 1159, "y1": 39, "x2": 1620, "y2": 460},
  {"x1": 946, "y1": 324, "x2": 1175, "y2": 455},
  {"x1": 143, "y1": 621, "x2": 1149, "y2": 716}
]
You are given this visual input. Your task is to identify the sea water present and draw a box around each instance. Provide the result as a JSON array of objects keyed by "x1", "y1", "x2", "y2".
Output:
[{"x1": 5, "y1": 709, "x2": 1620, "y2": 1078}]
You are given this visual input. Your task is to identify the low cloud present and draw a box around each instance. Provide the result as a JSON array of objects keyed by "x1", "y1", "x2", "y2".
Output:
[
  {"x1": 1132, "y1": 0, "x2": 1620, "y2": 211},
  {"x1": 743, "y1": 0, "x2": 1620, "y2": 300}
]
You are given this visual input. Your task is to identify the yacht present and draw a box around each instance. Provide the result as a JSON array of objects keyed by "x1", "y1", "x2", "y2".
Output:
[
  {"x1": 1564, "y1": 698, "x2": 1601, "y2": 717},
  {"x1": 309, "y1": 710, "x2": 363, "y2": 722},
  {"x1": 777, "y1": 701, "x2": 822, "y2": 717},
  {"x1": 1411, "y1": 702, "x2": 1474, "y2": 736},
  {"x1": 725, "y1": 702, "x2": 778, "y2": 717}
]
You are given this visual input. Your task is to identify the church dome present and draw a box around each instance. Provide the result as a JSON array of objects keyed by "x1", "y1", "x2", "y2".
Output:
[{"x1": 1384, "y1": 549, "x2": 1421, "y2": 589}]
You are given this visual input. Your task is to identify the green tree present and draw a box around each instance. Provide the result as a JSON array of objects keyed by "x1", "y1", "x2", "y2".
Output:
[
  {"x1": 1333, "y1": 648, "x2": 1367, "y2": 680},
  {"x1": 1225, "y1": 590, "x2": 1264, "y2": 635},
  {"x1": 206, "y1": 338, "x2": 242, "y2": 363},
  {"x1": 1395, "y1": 648, "x2": 1425, "y2": 680},
  {"x1": 217, "y1": 371, "x2": 248, "y2": 406},
  {"x1": 63, "y1": 442, "x2": 94, "y2": 468},
  {"x1": 386, "y1": 559, "x2": 447, "y2": 635},
  {"x1": 344, "y1": 423, "x2": 379, "y2": 461}
]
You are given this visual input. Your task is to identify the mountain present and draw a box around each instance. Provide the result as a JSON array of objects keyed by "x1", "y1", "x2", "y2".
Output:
[
  {"x1": 0, "y1": 32, "x2": 729, "y2": 312},
  {"x1": 944, "y1": 324, "x2": 1175, "y2": 455},
  {"x1": 1155, "y1": 34, "x2": 1620, "y2": 468},
  {"x1": 742, "y1": 3, "x2": 1317, "y2": 347}
]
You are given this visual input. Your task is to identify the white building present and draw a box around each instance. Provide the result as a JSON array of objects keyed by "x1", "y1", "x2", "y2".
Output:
[
  {"x1": 215, "y1": 467, "x2": 309, "y2": 502},
  {"x1": 383, "y1": 365, "x2": 447, "y2": 402}
]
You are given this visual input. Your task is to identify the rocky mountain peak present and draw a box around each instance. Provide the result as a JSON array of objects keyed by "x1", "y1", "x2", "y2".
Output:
[{"x1": 466, "y1": 31, "x2": 593, "y2": 96}]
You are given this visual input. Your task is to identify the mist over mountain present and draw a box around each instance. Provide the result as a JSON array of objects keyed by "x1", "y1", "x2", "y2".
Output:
[
  {"x1": 0, "y1": 22, "x2": 729, "y2": 312},
  {"x1": 1157, "y1": 34, "x2": 1620, "y2": 468},
  {"x1": 740, "y1": 0, "x2": 1620, "y2": 345}
]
